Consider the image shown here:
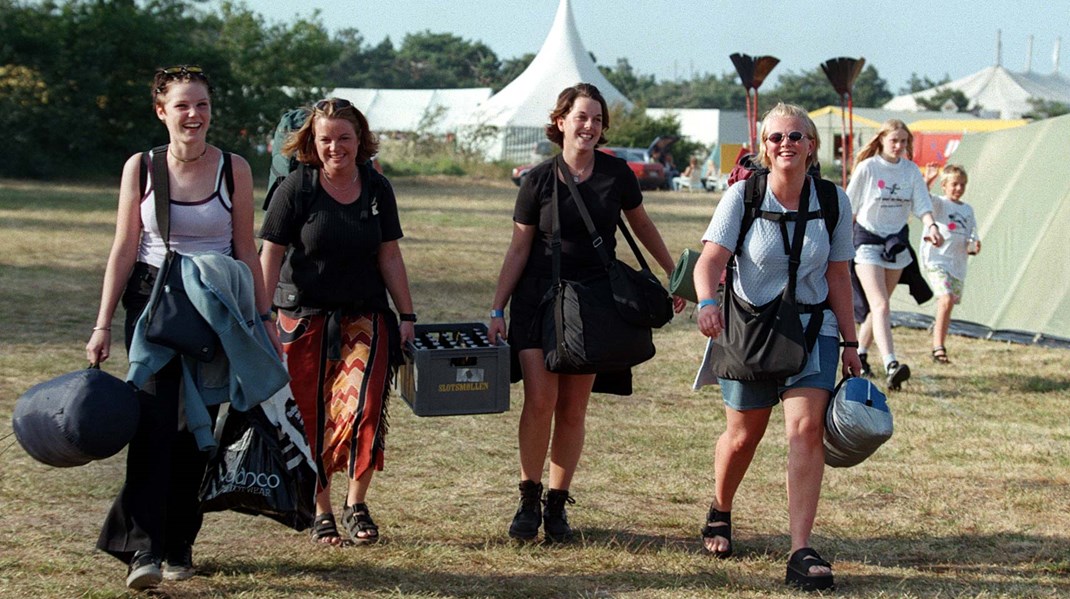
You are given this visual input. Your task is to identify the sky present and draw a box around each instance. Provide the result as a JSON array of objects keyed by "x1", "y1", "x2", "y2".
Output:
[{"x1": 233, "y1": 0, "x2": 1068, "y2": 95}]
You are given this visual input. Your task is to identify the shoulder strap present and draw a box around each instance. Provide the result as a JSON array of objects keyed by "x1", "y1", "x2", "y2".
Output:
[
  {"x1": 555, "y1": 155, "x2": 615, "y2": 271},
  {"x1": 736, "y1": 173, "x2": 767, "y2": 257},
  {"x1": 150, "y1": 145, "x2": 171, "y2": 249},
  {"x1": 138, "y1": 151, "x2": 150, "y2": 198},
  {"x1": 813, "y1": 177, "x2": 839, "y2": 242},
  {"x1": 222, "y1": 151, "x2": 234, "y2": 197},
  {"x1": 298, "y1": 163, "x2": 318, "y2": 219}
]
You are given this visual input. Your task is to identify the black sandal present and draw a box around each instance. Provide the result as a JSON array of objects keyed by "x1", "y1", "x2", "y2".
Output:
[
  {"x1": 700, "y1": 505, "x2": 733, "y2": 558},
  {"x1": 342, "y1": 503, "x2": 380, "y2": 545},
  {"x1": 785, "y1": 547, "x2": 834, "y2": 592},
  {"x1": 932, "y1": 346, "x2": 950, "y2": 364},
  {"x1": 310, "y1": 512, "x2": 344, "y2": 546}
]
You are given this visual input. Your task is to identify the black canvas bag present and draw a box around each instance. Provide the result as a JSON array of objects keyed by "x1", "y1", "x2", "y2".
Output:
[
  {"x1": 538, "y1": 158, "x2": 656, "y2": 374},
  {"x1": 559, "y1": 162, "x2": 673, "y2": 329},
  {"x1": 710, "y1": 175, "x2": 826, "y2": 381},
  {"x1": 143, "y1": 146, "x2": 219, "y2": 362}
]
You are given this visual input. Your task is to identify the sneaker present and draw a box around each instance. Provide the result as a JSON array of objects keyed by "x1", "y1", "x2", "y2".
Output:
[
  {"x1": 543, "y1": 488, "x2": 576, "y2": 543},
  {"x1": 163, "y1": 545, "x2": 194, "y2": 581},
  {"x1": 126, "y1": 550, "x2": 162, "y2": 590},
  {"x1": 508, "y1": 480, "x2": 543, "y2": 541},
  {"x1": 858, "y1": 354, "x2": 873, "y2": 378},
  {"x1": 886, "y1": 360, "x2": 911, "y2": 391}
]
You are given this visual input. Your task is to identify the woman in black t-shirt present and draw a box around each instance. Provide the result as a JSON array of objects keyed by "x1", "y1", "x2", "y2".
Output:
[
  {"x1": 260, "y1": 99, "x2": 416, "y2": 547},
  {"x1": 489, "y1": 84, "x2": 683, "y2": 543}
]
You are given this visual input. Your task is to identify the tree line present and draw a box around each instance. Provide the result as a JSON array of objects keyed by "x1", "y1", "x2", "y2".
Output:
[{"x1": 2, "y1": 0, "x2": 976, "y2": 179}]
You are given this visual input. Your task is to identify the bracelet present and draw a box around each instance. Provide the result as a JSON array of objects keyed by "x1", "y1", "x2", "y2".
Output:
[
  {"x1": 928, "y1": 223, "x2": 939, "y2": 230},
  {"x1": 259, "y1": 312, "x2": 274, "y2": 322},
  {"x1": 839, "y1": 341, "x2": 859, "y2": 348},
  {"x1": 698, "y1": 298, "x2": 720, "y2": 309},
  {"x1": 399, "y1": 313, "x2": 417, "y2": 323},
  {"x1": 490, "y1": 308, "x2": 505, "y2": 319},
  {"x1": 92, "y1": 326, "x2": 111, "y2": 332}
]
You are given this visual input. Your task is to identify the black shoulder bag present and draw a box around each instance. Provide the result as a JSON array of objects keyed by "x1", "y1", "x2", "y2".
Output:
[
  {"x1": 710, "y1": 175, "x2": 827, "y2": 381},
  {"x1": 142, "y1": 145, "x2": 219, "y2": 362},
  {"x1": 538, "y1": 157, "x2": 657, "y2": 374}
]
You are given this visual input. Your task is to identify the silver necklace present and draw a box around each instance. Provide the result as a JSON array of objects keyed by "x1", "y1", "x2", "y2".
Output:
[{"x1": 323, "y1": 170, "x2": 359, "y2": 191}]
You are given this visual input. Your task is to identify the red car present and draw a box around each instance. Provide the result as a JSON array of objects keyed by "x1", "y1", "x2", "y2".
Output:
[{"x1": 510, "y1": 147, "x2": 667, "y2": 190}]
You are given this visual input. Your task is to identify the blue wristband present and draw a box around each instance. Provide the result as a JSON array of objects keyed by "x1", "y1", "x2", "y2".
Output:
[
  {"x1": 698, "y1": 298, "x2": 720, "y2": 309},
  {"x1": 490, "y1": 309, "x2": 505, "y2": 318}
]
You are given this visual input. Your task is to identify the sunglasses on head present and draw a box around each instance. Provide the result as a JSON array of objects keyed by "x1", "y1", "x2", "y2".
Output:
[
  {"x1": 158, "y1": 65, "x2": 204, "y2": 77},
  {"x1": 766, "y1": 131, "x2": 808, "y2": 144},
  {"x1": 314, "y1": 98, "x2": 353, "y2": 112}
]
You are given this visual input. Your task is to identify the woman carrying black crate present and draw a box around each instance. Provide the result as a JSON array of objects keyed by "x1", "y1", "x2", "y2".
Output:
[
  {"x1": 488, "y1": 83, "x2": 683, "y2": 543},
  {"x1": 259, "y1": 98, "x2": 416, "y2": 548}
]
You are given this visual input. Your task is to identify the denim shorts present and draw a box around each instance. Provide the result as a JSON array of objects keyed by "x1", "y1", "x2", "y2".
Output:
[{"x1": 718, "y1": 335, "x2": 839, "y2": 411}]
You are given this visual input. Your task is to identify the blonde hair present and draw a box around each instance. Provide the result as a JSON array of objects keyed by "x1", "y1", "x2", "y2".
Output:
[
  {"x1": 856, "y1": 119, "x2": 913, "y2": 163},
  {"x1": 757, "y1": 103, "x2": 820, "y2": 169},
  {"x1": 941, "y1": 163, "x2": 968, "y2": 184}
]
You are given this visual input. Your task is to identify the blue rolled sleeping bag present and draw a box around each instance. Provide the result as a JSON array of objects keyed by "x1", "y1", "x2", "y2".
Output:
[
  {"x1": 823, "y1": 376, "x2": 893, "y2": 468},
  {"x1": 12, "y1": 367, "x2": 140, "y2": 467}
]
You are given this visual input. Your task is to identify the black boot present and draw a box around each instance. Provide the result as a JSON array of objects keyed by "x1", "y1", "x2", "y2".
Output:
[
  {"x1": 543, "y1": 488, "x2": 576, "y2": 543},
  {"x1": 508, "y1": 480, "x2": 543, "y2": 540}
]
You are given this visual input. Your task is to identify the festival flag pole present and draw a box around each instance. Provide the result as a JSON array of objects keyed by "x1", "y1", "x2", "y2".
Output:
[
  {"x1": 820, "y1": 57, "x2": 866, "y2": 186},
  {"x1": 730, "y1": 53, "x2": 780, "y2": 152}
]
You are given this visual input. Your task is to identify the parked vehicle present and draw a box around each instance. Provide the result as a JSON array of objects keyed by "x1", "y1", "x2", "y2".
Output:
[{"x1": 510, "y1": 147, "x2": 666, "y2": 190}]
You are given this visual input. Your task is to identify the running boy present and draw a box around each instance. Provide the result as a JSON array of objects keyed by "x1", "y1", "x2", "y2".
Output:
[{"x1": 921, "y1": 163, "x2": 981, "y2": 364}]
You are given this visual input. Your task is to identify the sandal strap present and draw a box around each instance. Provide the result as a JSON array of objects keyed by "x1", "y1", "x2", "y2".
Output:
[
  {"x1": 311, "y1": 512, "x2": 340, "y2": 540},
  {"x1": 701, "y1": 506, "x2": 731, "y2": 538},
  {"x1": 788, "y1": 547, "x2": 831, "y2": 569}
]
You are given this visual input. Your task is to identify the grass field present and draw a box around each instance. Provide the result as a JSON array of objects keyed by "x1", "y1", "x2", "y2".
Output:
[{"x1": 1, "y1": 177, "x2": 1068, "y2": 598}]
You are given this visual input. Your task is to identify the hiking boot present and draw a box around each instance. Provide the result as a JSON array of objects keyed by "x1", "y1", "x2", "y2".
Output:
[
  {"x1": 163, "y1": 545, "x2": 195, "y2": 581},
  {"x1": 543, "y1": 488, "x2": 576, "y2": 543},
  {"x1": 126, "y1": 550, "x2": 162, "y2": 590},
  {"x1": 886, "y1": 360, "x2": 911, "y2": 391},
  {"x1": 508, "y1": 480, "x2": 543, "y2": 541},
  {"x1": 858, "y1": 353, "x2": 873, "y2": 378}
]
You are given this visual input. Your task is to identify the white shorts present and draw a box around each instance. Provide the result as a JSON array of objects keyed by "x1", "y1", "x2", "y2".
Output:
[{"x1": 854, "y1": 244, "x2": 913, "y2": 269}]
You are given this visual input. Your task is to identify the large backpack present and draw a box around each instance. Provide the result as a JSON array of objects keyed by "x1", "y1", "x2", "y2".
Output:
[
  {"x1": 264, "y1": 107, "x2": 314, "y2": 212},
  {"x1": 739, "y1": 173, "x2": 840, "y2": 250}
]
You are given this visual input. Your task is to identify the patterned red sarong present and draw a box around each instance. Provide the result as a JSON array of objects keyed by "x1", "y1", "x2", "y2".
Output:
[{"x1": 278, "y1": 311, "x2": 390, "y2": 488}]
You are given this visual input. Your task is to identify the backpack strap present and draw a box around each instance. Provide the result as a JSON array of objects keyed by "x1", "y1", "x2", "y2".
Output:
[
  {"x1": 222, "y1": 151, "x2": 234, "y2": 197},
  {"x1": 150, "y1": 145, "x2": 171, "y2": 249},
  {"x1": 138, "y1": 151, "x2": 151, "y2": 199},
  {"x1": 813, "y1": 177, "x2": 839, "y2": 243}
]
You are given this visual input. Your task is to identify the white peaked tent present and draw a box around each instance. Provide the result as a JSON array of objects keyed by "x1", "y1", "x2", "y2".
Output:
[
  {"x1": 468, "y1": 0, "x2": 633, "y2": 162},
  {"x1": 884, "y1": 65, "x2": 1070, "y2": 119}
]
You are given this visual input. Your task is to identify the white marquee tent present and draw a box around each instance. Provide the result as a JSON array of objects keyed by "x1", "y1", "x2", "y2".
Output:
[
  {"x1": 466, "y1": 0, "x2": 632, "y2": 161},
  {"x1": 329, "y1": 87, "x2": 492, "y2": 134},
  {"x1": 883, "y1": 65, "x2": 1070, "y2": 119}
]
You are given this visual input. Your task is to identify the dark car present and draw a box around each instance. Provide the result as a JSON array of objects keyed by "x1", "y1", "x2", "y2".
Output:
[{"x1": 510, "y1": 147, "x2": 667, "y2": 190}]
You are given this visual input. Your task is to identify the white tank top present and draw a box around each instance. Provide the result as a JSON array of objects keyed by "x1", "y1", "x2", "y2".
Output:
[{"x1": 137, "y1": 155, "x2": 234, "y2": 268}]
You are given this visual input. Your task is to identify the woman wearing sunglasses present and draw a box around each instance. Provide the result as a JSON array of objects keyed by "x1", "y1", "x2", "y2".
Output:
[
  {"x1": 847, "y1": 119, "x2": 943, "y2": 390},
  {"x1": 692, "y1": 103, "x2": 860, "y2": 591},
  {"x1": 260, "y1": 98, "x2": 415, "y2": 548},
  {"x1": 86, "y1": 66, "x2": 277, "y2": 589}
]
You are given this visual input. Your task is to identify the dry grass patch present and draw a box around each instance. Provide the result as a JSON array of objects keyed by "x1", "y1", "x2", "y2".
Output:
[{"x1": 1, "y1": 179, "x2": 1069, "y2": 598}]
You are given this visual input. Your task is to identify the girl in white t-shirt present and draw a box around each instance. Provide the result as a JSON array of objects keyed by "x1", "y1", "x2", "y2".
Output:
[
  {"x1": 846, "y1": 119, "x2": 943, "y2": 390},
  {"x1": 921, "y1": 164, "x2": 981, "y2": 364}
]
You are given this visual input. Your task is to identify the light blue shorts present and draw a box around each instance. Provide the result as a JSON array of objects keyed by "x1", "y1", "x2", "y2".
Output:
[{"x1": 718, "y1": 335, "x2": 839, "y2": 411}]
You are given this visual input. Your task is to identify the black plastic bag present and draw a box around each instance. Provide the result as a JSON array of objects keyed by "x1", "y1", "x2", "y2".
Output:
[{"x1": 199, "y1": 405, "x2": 315, "y2": 531}]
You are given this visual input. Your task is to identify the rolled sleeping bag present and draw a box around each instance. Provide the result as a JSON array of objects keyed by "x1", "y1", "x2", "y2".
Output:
[
  {"x1": 668, "y1": 248, "x2": 700, "y2": 303},
  {"x1": 824, "y1": 377, "x2": 893, "y2": 468},
  {"x1": 13, "y1": 367, "x2": 141, "y2": 468}
]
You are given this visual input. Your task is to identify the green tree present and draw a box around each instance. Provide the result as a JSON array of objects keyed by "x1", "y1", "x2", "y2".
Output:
[
  {"x1": 916, "y1": 88, "x2": 979, "y2": 113},
  {"x1": 901, "y1": 72, "x2": 951, "y2": 94},
  {"x1": 325, "y1": 32, "x2": 402, "y2": 88},
  {"x1": 599, "y1": 58, "x2": 656, "y2": 102},
  {"x1": 395, "y1": 31, "x2": 500, "y2": 88},
  {"x1": 1021, "y1": 98, "x2": 1069, "y2": 120}
]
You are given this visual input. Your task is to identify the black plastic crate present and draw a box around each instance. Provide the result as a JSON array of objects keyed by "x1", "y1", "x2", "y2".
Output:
[{"x1": 399, "y1": 322, "x2": 510, "y2": 416}]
